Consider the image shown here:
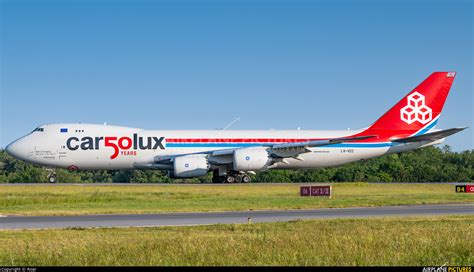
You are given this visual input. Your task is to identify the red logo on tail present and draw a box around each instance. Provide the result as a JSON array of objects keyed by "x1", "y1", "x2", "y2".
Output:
[{"x1": 400, "y1": 92, "x2": 432, "y2": 125}]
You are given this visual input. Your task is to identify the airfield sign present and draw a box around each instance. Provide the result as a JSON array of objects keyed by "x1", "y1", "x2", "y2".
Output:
[
  {"x1": 455, "y1": 185, "x2": 474, "y2": 193},
  {"x1": 300, "y1": 185, "x2": 332, "y2": 197}
]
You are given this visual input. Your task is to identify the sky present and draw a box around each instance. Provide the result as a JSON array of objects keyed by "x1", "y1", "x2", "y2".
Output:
[{"x1": 1, "y1": 0, "x2": 473, "y2": 151}]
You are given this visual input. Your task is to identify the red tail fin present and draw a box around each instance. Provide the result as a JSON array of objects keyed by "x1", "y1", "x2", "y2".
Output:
[{"x1": 358, "y1": 72, "x2": 456, "y2": 141}]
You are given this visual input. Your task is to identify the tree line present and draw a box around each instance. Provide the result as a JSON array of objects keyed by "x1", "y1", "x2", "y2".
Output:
[{"x1": 0, "y1": 145, "x2": 472, "y2": 183}]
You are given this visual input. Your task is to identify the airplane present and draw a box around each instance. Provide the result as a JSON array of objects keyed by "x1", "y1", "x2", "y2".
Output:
[{"x1": 5, "y1": 72, "x2": 467, "y2": 183}]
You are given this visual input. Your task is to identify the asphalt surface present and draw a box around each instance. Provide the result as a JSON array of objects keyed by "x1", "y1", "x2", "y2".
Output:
[{"x1": 1, "y1": 204, "x2": 473, "y2": 230}]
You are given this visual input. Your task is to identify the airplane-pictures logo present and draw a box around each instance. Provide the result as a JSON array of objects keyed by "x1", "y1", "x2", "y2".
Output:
[
  {"x1": 66, "y1": 134, "x2": 165, "y2": 159},
  {"x1": 400, "y1": 92, "x2": 432, "y2": 125}
]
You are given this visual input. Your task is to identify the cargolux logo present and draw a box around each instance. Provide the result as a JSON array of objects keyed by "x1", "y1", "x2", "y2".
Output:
[
  {"x1": 400, "y1": 92, "x2": 432, "y2": 125},
  {"x1": 66, "y1": 134, "x2": 165, "y2": 159}
]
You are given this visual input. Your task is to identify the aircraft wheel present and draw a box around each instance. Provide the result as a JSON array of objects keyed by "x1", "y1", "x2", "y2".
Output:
[
  {"x1": 235, "y1": 175, "x2": 242, "y2": 183},
  {"x1": 242, "y1": 175, "x2": 251, "y2": 183},
  {"x1": 225, "y1": 175, "x2": 235, "y2": 183},
  {"x1": 48, "y1": 174, "x2": 57, "y2": 183}
]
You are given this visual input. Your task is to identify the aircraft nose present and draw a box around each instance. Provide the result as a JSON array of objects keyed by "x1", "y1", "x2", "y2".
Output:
[
  {"x1": 5, "y1": 139, "x2": 29, "y2": 160},
  {"x1": 5, "y1": 141, "x2": 19, "y2": 157}
]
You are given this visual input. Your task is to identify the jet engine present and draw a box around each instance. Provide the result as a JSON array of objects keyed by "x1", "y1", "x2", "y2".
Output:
[
  {"x1": 172, "y1": 154, "x2": 210, "y2": 178},
  {"x1": 233, "y1": 148, "x2": 272, "y2": 171}
]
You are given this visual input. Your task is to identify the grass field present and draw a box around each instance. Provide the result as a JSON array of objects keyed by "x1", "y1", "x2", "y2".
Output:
[
  {"x1": 0, "y1": 216, "x2": 472, "y2": 266},
  {"x1": 1, "y1": 183, "x2": 472, "y2": 216}
]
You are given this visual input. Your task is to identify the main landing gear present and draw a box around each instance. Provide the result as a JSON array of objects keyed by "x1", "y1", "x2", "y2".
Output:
[{"x1": 212, "y1": 170, "x2": 251, "y2": 183}]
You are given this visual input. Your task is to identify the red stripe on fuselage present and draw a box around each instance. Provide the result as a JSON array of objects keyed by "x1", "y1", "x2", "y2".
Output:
[{"x1": 165, "y1": 138, "x2": 326, "y2": 143}]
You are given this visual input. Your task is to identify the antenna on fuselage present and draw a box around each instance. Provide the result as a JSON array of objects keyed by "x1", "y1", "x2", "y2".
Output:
[{"x1": 222, "y1": 117, "x2": 241, "y2": 130}]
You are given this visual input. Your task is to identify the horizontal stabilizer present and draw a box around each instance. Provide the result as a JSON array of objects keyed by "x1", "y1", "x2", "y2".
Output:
[{"x1": 392, "y1": 127, "x2": 467, "y2": 143}]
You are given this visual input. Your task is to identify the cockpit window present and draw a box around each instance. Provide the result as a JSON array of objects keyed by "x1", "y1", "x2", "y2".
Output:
[{"x1": 32, "y1": 127, "x2": 44, "y2": 132}]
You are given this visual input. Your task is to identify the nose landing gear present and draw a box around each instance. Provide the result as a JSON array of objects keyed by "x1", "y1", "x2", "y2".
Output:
[
  {"x1": 47, "y1": 173, "x2": 57, "y2": 183},
  {"x1": 46, "y1": 169, "x2": 57, "y2": 183}
]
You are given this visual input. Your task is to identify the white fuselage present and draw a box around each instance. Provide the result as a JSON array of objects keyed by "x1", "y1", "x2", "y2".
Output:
[{"x1": 5, "y1": 123, "x2": 436, "y2": 171}]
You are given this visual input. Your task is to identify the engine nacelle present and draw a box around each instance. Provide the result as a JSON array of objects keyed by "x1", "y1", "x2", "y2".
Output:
[
  {"x1": 233, "y1": 148, "x2": 271, "y2": 171},
  {"x1": 173, "y1": 155, "x2": 210, "y2": 178}
]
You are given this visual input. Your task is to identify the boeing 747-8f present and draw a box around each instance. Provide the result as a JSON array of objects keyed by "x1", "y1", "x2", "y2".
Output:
[{"x1": 5, "y1": 72, "x2": 466, "y2": 183}]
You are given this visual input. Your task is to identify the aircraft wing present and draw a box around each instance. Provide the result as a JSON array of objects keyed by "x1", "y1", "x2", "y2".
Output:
[
  {"x1": 208, "y1": 135, "x2": 376, "y2": 160},
  {"x1": 134, "y1": 135, "x2": 377, "y2": 170},
  {"x1": 271, "y1": 135, "x2": 376, "y2": 151},
  {"x1": 204, "y1": 135, "x2": 377, "y2": 158},
  {"x1": 267, "y1": 135, "x2": 376, "y2": 158},
  {"x1": 391, "y1": 127, "x2": 467, "y2": 143}
]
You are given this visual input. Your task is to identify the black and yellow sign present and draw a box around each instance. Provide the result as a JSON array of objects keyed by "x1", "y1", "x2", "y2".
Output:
[{"x1": 455, "y1": 185, "x2": 474, "y2": 193}]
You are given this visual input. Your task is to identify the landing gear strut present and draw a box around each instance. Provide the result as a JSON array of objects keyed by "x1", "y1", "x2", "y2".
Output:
[{"x1": 46, "y1": 169, "x2": 57, "y2": 183}]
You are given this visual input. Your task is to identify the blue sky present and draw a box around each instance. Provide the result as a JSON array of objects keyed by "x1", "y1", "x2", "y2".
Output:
[{"x1": 1, "y1": 0, "x2": 472, "y2": 150}]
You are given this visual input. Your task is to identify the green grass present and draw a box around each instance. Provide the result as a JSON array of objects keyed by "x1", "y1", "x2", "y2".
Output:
[
  {"x1": 0, "y1": 216, "x2": 472, "y2": 266},
  {"x1": 0, "y1": 183, "x2": 472, "y2": 216}
]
